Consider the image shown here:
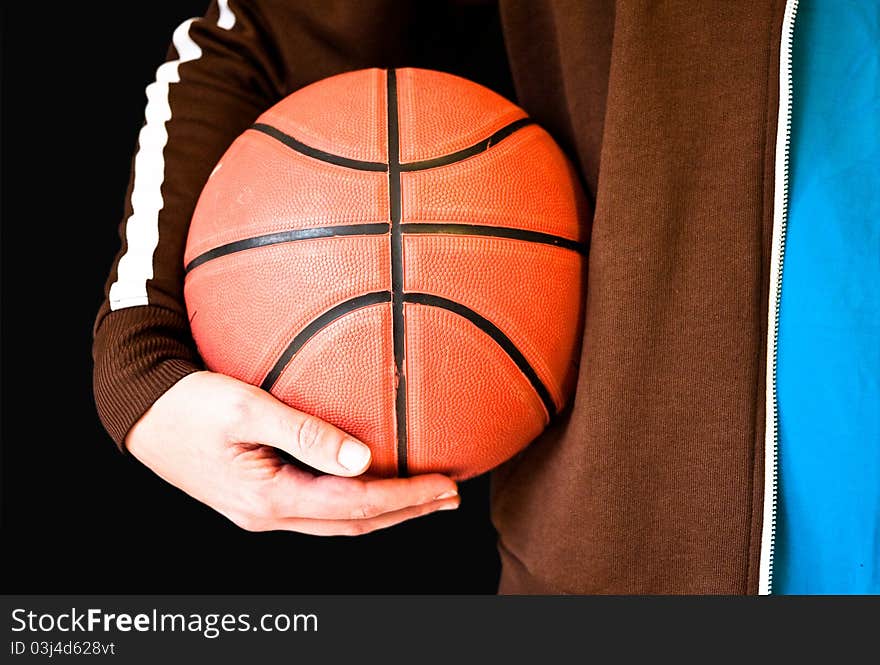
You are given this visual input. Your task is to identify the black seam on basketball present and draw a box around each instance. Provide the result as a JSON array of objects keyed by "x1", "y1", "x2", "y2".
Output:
[
  {"x1": 259, "y1": 291, "x2": 392, "y2": 391},
  {"x1": 403, "y1": 293, "x2": 557, "y2": 421},
  {"x1": 387, "y1": 69, "x2": 408, "y2": 477},
  {"x1": 250, "y1": 123, "x2": 388, "y2": 172},
  {"x1": 185, "y1": 223, "x2": 391, "y2": 273},
  {"x1": 398, "y1": 118, "x2": 534, "y2": 172},
  {"x1": 399, "y1": 223, "x2": 587, "y2": 254}
]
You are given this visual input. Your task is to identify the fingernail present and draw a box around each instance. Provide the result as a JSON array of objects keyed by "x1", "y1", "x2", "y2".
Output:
[
  {"x1": 338, "y1": 439, "x2": 371, "y2": 472},
  {"x1": 438, "y1": 501, "x2": 459, "y2": 511},
  {"x1": 434, "y1": 490, "x2": 458, "y2": 500}
]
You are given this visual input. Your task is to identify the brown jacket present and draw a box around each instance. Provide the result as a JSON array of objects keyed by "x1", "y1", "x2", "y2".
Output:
[{"x1": 93, "y1": 0, "x2": 794, "y2": 594}]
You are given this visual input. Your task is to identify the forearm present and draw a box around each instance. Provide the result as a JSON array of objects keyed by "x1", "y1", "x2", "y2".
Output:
[{"x1": 93, "y1": 1, "x2": 284, "y2": 447}]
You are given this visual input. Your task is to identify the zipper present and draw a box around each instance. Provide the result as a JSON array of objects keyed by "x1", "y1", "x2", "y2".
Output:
[{"x1": 759, "y1": 0, "x2": 800, "y2": 595}]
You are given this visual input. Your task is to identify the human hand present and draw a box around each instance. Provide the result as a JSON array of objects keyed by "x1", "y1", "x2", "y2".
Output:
[{"x1": 125, "y1": 371, "x2": 459, "y2": 534}]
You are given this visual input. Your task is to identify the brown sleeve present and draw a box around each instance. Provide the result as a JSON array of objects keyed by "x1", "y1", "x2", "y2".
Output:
[
  {"x1": 92, "y1": 0, "x2": 287, "y2": 447},
  {"x1": 93, "y1": 0, "x2": 506, "y2": 448}
]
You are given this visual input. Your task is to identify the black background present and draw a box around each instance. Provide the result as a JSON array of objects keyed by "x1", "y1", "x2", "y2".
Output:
[{"x1": 1, "y1": 3, "x2": 516, "y2": 592}]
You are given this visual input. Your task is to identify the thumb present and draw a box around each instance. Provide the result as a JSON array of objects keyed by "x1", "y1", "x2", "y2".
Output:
[{"x1": 238, "y1": 389, "x2": 372, "y2": 477}]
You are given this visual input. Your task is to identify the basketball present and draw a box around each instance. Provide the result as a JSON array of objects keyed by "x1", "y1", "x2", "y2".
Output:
[{"x1": 183, "y1": 68, "x2": 587, "y2": 480}]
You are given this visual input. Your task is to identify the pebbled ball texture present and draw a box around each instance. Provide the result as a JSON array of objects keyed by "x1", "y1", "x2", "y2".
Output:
[{"x1": 184, "y1": 68, "x2": 588, "y2": 480}]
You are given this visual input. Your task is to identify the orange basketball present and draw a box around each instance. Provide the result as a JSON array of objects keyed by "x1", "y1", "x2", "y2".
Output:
[{"x1": 183, "y1": 68, "x2": 588, "y2": 480}]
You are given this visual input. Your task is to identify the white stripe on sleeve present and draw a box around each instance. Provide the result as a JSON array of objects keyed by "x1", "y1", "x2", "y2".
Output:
[
  {"x1": 218, "y1": 0, "x2": 236, "y2": 30},
  {"x1": 109, "y1": 3, "x2": 237, "y2": 310}
]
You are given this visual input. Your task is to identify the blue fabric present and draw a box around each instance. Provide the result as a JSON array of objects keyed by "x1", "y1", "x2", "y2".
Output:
[{"x1": 773, "y1": 0, "x2": 880, "y2": 594}]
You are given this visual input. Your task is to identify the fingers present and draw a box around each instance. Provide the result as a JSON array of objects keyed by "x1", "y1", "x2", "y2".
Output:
[
  {"x1": 237, "y1": 389, "x2": 372, "y2": 477},
  {"x1": 261, "y1": 495, "x2": 461, "y2": 536},
  {"x1": 264, "y1": 467, "x2": 459, "y2": 521},
  {"x1": 223, "y1": 384, "x2": 461, "y2": 537}
]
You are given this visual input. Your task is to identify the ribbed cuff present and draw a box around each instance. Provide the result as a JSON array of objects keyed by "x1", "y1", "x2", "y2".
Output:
[{"x1": 92, "y1": 306, "x2": 204, "y2": 449}]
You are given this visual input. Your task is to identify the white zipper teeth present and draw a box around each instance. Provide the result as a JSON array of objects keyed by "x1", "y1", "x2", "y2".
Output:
[{"x1": 759, "y1": 0, "x2": 799, "y2": 595}]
